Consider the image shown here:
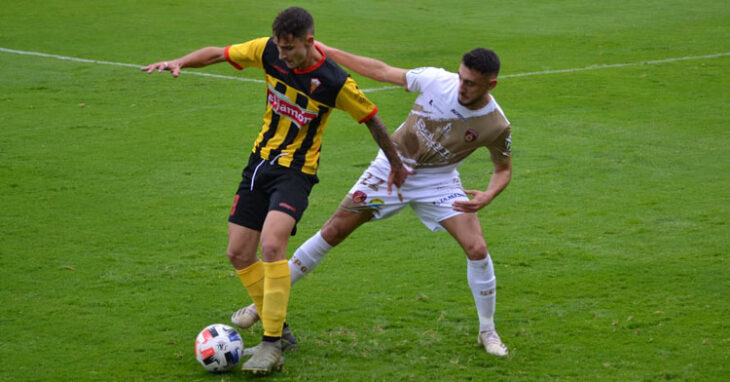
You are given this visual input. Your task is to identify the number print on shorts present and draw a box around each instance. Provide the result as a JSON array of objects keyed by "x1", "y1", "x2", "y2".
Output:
[{"x1": 359, "y1": 172, "x2": 385, "y2": 191}]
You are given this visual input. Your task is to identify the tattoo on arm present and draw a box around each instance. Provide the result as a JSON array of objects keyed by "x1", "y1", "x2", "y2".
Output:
[{"x1": 365, "y1": 115, "x2": 402, "y2": 168}]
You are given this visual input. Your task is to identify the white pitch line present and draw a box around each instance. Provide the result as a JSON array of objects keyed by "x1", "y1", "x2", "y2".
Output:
[
  {"x1": 363, "y1": 52, "x2": 730, "y2": 92},
  {"x1": 2, "y1": 47, "x2": 728, "y2": 93},
  {"x1": 362, "y1": 85, "x2": 402, "y2": 93},
  {"x1": 0, "y1": 47, "x2": 264, "y2": 84},
  {"x1": 500, "y1": 52, "x2": 730, "y2": 79}
]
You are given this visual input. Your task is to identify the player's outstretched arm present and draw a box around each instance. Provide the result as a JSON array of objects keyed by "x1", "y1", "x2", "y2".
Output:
[
  {"x1": 317, "y1": 42, "x2": 408, "y2": 86},
  {"x1": 141, "y1": 47, "x2": 226, "y2": 78}
]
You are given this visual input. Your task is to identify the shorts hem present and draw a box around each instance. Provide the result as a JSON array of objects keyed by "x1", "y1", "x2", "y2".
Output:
[{"x1": 228, "y1": 216, "x2": 262, "y2": 232}]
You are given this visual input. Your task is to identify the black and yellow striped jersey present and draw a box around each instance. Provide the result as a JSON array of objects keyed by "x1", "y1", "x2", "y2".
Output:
[{"x1": 225, "y1": 37, "x2": 378, "y2": 175}]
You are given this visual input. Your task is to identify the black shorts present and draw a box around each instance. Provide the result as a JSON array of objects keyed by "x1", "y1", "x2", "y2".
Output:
[{"x1": 228, "y1": 153, "x2": 319, "y2": 235}]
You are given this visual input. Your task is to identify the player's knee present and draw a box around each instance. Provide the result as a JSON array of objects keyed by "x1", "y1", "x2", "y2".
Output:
[
  {"x1": 259, "y1": 239, "x2": 286, "y2": 261},
  {"x1": 320, "y1": 221, "x2": 350, "y2": 246},
  {"x1": 320, "y1": 209, "x2": 368, "y2": 246},
  {"x1": 226, "y1": 247, "x2": 236, "y2": 261},
  {"x1": 464, "y1": 241, "x2": 488, "y2": 261},
  {"x1": 226, "y1": 243, "x2": 243, "y2": 261},
  {"x1": 226, "y1": 245, "x2": 256, "y2": 269}
]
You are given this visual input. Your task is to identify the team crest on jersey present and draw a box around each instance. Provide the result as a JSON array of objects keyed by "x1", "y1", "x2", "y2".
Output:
[
  {"x1": 267, "y1": 85, "x2": 318, "y2": 128},
  {"x1": 310, "y1": 78, "x2": 321, "y2": 94},
  {"x1": 352, "y1": 190, "x2": 367, "y2": 204},
  {"x1": 464, "y1": 129, "x2": 479, "y2": 143}
]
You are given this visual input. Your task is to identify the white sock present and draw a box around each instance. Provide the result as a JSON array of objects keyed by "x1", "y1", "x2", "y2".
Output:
[
  {"x1": 289, "y1": 230, "x2": 332, "y2": 285},
  {"x1": 467, "y1": 254, "x2": 497, "y2": 333}
]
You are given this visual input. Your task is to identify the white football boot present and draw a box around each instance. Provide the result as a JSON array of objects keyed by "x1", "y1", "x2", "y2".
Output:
[
  {"x1": 231, "y1": 303, "x2": 260, "y2": 329},
  {"x1": 478, "y1": 330, "x2": 509, "y2": 357}
]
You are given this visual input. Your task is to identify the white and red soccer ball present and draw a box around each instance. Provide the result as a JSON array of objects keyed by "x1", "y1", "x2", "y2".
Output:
[{"x1": 194, "y1": 323, "x2": 244, "y2": 372}]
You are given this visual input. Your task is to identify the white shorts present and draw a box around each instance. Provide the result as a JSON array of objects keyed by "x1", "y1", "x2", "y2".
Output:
[{"x1": 340, "y1": 152, "x2": 468, "y2": 232}]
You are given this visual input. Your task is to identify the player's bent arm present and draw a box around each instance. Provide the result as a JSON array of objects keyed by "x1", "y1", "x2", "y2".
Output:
[
  {"x1": 142, "y1": 47, "x2": 226, "y2": 77},
  {"x1": 365, "y1": 114, "x2": 403, "y2": 171},
  {"x1": 319, "y1": 43, "x2": 407, "y2": 86},
  {"x1": 453, "y1": 161, "x2": 511, "y2": 213},
  {"x1": 364, "y1": 114, "x2": 408, "y2": 189},
  {"x1": 483, "y1": 161, "x2": 512, "y2": 203}
]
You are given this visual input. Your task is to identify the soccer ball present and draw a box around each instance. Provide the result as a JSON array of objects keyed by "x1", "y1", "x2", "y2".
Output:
[{"x1": 194, "y1": 323, "x2": 244, "y2": 372}]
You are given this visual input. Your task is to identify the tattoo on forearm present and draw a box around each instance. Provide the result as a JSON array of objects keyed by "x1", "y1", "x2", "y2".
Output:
[{"x1": 366, "y1": 117, "x2": 402, "y2": 168}]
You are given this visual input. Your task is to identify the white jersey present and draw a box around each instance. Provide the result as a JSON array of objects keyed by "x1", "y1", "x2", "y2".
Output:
[
  {"x1": 391, "y1": 67, "x2": 511, "y2": 172},
  {"x1": 341, "y1": 67, "x2": 512, "y2": 231}
]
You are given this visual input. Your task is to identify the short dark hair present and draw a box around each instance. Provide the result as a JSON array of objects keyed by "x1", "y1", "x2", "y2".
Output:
[
  {"x1": 462, "y1": 48, "x2": 500, "y2": 76},
  {"x1": 272, "y1": 7, "x2": 314, "y2": 39}
]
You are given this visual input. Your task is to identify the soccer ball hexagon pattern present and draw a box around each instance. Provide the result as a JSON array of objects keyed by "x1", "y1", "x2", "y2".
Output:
[{"x1": 194, "y1": 323, "x2": 244, "y2": 372}]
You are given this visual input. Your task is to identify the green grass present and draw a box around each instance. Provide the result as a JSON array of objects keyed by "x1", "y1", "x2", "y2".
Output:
[{"x1": 1, "y1": 0, "x2": 729, "y2": 381}]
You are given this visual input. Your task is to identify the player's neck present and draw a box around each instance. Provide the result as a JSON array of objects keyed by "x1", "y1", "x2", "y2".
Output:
[
  {"x1": 301, "y1": 46, "x2": 323, "y2": 69},
  {"x1": 466, "y1": 94, "x2": 492, "y2": 110}
]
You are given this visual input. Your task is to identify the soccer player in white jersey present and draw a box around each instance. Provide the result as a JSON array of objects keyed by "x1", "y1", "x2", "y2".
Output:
[{"x1": 232, "y1": 43, "x2": 512, "y2": 357}]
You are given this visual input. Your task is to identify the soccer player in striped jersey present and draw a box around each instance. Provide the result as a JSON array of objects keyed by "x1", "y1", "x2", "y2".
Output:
[
  {"x1": 141, "y1": 7, "x2": 408, "y2": 374},
  {"x1": 232, "y1": 43, "x2": 513, "y2": 358}
]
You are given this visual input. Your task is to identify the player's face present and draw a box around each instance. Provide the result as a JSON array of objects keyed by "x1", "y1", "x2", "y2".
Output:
[
  {"x1": 274, "y1": 34, "x2": 313, "y2": 69},
  {"x1": 457, "y1": 64, "x2": 497, "y2": 109}
]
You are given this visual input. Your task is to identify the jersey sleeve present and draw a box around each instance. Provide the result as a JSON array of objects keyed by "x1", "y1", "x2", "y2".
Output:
[
  {"x1": 224, "y1": 37, "x2": 269, "y2": 70},
  {"x1": 488, "y1": 127, "x2": 512, "y2": 165},
  {"x1": 405, "y1": 67, "x2": 446, "y2": 93},
  {"x1": 334, "y1": 77, "x2": 378, "y2": 123}
]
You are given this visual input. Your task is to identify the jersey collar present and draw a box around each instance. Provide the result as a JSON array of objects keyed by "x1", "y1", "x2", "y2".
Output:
[{"x1": 294, "y1": 45, "x2": 326, "y2": 74}]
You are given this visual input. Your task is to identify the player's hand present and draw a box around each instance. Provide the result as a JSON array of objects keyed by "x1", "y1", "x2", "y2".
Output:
[
  {"x1": 140, "y1": 60, "x2": 182, "y2": 77},
  {"x1": 387, "y1": 165, "x2": 413, "y2": 202},
  {"x1": 452, "y1": 189, "x2": 492, "y2": 213}
]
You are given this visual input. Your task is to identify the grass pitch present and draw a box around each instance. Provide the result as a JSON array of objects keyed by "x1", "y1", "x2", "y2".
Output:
[{"x1": 1, "y1": 1, "x2": 729, "y2": 381}]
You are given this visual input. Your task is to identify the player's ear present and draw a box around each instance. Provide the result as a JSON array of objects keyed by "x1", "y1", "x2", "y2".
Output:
[
  {"x1": 488, "y1": 79, "x2": 498, "y2": 91},
  {"x1": 304, "y1": 34, "x2": 315, "y2": 46}
]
